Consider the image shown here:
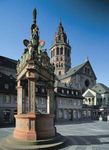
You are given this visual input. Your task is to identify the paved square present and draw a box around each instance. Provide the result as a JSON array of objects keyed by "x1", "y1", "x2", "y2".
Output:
[
  {"x1": 1, "y1": 121, "x2": 109, "y2": 149},
  {"x1": 56, "y1": 121, "x2": 109, "y2": 150}
]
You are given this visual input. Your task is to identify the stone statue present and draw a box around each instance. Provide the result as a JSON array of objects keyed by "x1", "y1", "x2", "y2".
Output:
[
  {"x1": 31, "y1": 8, "x2": 39, "y2": 50},
  {"x1": 38, "y1": 40, "x2": 45, "y2": 54},
  {"x1": 23, "y1": 8, "x2": 45, "y2": 59}
]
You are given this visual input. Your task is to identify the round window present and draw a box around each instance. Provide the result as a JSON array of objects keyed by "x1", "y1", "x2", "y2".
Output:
[{"x1": 85, "y1": 79, "x2": 90, "y2": 87}]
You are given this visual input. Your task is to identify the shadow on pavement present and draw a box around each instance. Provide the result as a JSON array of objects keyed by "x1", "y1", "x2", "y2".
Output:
[{"x1": 60, "y1": 134, "x2": 109, "y2": 149}]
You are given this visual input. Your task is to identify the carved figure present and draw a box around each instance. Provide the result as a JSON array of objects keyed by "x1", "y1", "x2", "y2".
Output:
[{"x1": 38, "y1": 40, "x2": 45, "y2": 54}]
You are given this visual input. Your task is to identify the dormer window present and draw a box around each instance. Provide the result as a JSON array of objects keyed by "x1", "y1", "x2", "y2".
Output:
[
  {"x1": 62, "y1": 89, "x2": 64, "y2": 94},
  {"x1": 67, "y1": 90, "x2": 69, "y2": 94},
  {"x1": 72, "y1": 91, "x2": 74, "y2": 95},
  {"x1": 5, "y1": 84, "x2": 9, "y2": 89},
  {"x1": 76, "y1": 91, "x2": 78, "y2": 96}
]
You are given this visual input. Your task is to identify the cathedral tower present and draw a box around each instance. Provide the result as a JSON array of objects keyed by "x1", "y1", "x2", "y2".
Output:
[{"x1": 50, "y1": 22, "x2": 71, "y2": 76}]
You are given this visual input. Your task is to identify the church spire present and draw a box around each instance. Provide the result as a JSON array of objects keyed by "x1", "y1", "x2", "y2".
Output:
[
  {"x1": 50, "y1": 21, "x2": 71, "y2": 76},
  {"x1": 55, "y1": 21, "x2": 67, "y2": 44}
]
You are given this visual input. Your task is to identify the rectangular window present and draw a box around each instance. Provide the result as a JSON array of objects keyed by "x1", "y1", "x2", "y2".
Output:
[
  {"x1": 59, "y1": 99, "x2": 62, "y2": 105},
  {"x1": 4, "y1": 95, "x2": 11, "y2": 104}
]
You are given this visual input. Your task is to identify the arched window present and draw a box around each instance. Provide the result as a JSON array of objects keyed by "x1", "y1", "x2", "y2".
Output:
[
  {"x1": 85, "y1": 79, "x2": 90, "y2": 87},
  {"x1": 59, "y1": 62, "x2": 61, "y2": 67},
  {"x1": 56, "y1": 47, "x2": 59, "y2": 55},
  {"x1": 61, "y1": 63, "x2": 63, "y2": 67},
  {"x1": 56, "y1": 57, "x2": 58, "y2": 61},
  {"x1": 59, "y1": 71, "x2": 61, "y2": 75},
  {"x1": 56, "y1": 63, "x2": 58, "y2": 67},
  {"x1": 58, "y1": 35, "x2": 61, "y2": 41},
  {"x1": 60, "y1": 47, "x2": 63, "y2": 55},
  {"x1": 60, "y1": 57, "x2": 63, "y2": 61}
]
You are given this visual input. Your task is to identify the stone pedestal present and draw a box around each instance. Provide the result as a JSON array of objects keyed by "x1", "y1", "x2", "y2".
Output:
[
  {"x1": 14, "y1": 114, "x2": 37, "y2": 140},
  {"x1": 14, "y1": 114, "x2": 56, "y2": 141},
  {"x1": 36, "y1": 114, "x2": 56, "y2": 139}
]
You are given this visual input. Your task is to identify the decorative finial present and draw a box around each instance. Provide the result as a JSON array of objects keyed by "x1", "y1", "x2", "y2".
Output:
[
  {"x1": 33, "y1": 8, "x2": 37, "y2": 24},
  {"x1": 85, "y1": 56, "x2": 89, "y2": 62},
  {"x1": 59, "y1": 17, "x2": 62, "y2": 26}
]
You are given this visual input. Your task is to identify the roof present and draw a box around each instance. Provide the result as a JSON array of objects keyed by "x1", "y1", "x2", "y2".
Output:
[
  {"x1": 0, "y1": 71, "x2": 15, "y2": 80},
  {"x1": 91, "y1": 83, "x2": 109, "y2": 94},
  {"x1": 0, "y1": 71, "x2": 16, "y2": 94},
  {"x1": 54, "y1": 81, "x2": 78, "y2": 90},
  {"x1": 57, "y1": 60, "x2": 96, "y2": 80},
  {"x1": 0, "y1": 55, "x2": 17, "y2": 69}
]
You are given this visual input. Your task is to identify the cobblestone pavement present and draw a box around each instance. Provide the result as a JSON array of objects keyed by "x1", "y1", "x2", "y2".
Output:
[{"x1": 1, "y1": 121, "x2": 109, "y2": 149}]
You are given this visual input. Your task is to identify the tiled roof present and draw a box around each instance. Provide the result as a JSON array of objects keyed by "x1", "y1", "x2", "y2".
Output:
[
  {"x1": 91, "y1": 83, "x2": 109, "y2": 94},
  {"x1": 57, "y1": 60, "x2": 96, "y2": 80},
  {"x1": 0, "y1": 55, "x2": 17, "y2": 69},
  {"x1": 54, "y1": 81, "x2": 77, "y2": 90},
  {"x1": 0, "y1": 72, "x2": 16, "y2": 94}
]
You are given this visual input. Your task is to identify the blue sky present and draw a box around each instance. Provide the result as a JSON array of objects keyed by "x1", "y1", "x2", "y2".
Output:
[{"x1": 0, "y1": 0, "x2": 109, "y2": 86}]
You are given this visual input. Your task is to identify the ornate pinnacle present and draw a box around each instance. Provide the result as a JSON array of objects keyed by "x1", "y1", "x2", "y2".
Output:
[{"x1": 33, "y1": 8, "x2": 37, "y2": 24}]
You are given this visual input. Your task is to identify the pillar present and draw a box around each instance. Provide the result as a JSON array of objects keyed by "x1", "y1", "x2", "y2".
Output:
[
  {"x1": 47, "y1": 86, "x2": 54, "y2": 114},
  {"x1": 17, "y1": 80, "x2": 23, "y2": 114},
  {"x1": 28, "y1": 77, "x2": 36, "y2": 113}
]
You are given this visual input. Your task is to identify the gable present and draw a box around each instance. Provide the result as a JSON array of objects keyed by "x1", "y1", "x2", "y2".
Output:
[
  {"x1": 77, "y1": 61, "x2": 97, "y2": 80},
  {"x1": 84, "y1": 91, "x2": 95, "y2": 98},
  {"x1": 82, "y1": 88, "x2": 96, "y2": 97},
  {"x1": 91, "y1": 83, "x2": 109, "y2": 94}
]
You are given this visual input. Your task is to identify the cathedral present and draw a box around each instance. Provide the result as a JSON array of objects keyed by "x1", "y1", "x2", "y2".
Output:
[{"x1": 50, "y1": 22, "x2": 97, "y2": 94}]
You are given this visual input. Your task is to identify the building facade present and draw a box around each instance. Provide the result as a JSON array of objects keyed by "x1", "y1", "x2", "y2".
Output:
[
  {"x1": 0, "y1": 56, "x2": 17, "y2": 125},
  {"x1": 83, "y1": 83, "x2": 109, "y2": 120},
  {"x1": 54, "y1": 82, "x2": 83, "y2": 121}
]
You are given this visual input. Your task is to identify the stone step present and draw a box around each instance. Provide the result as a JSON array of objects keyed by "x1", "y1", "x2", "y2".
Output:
[{"x1": 0, "y1": 134, "x2": 65, "y2": 150}]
